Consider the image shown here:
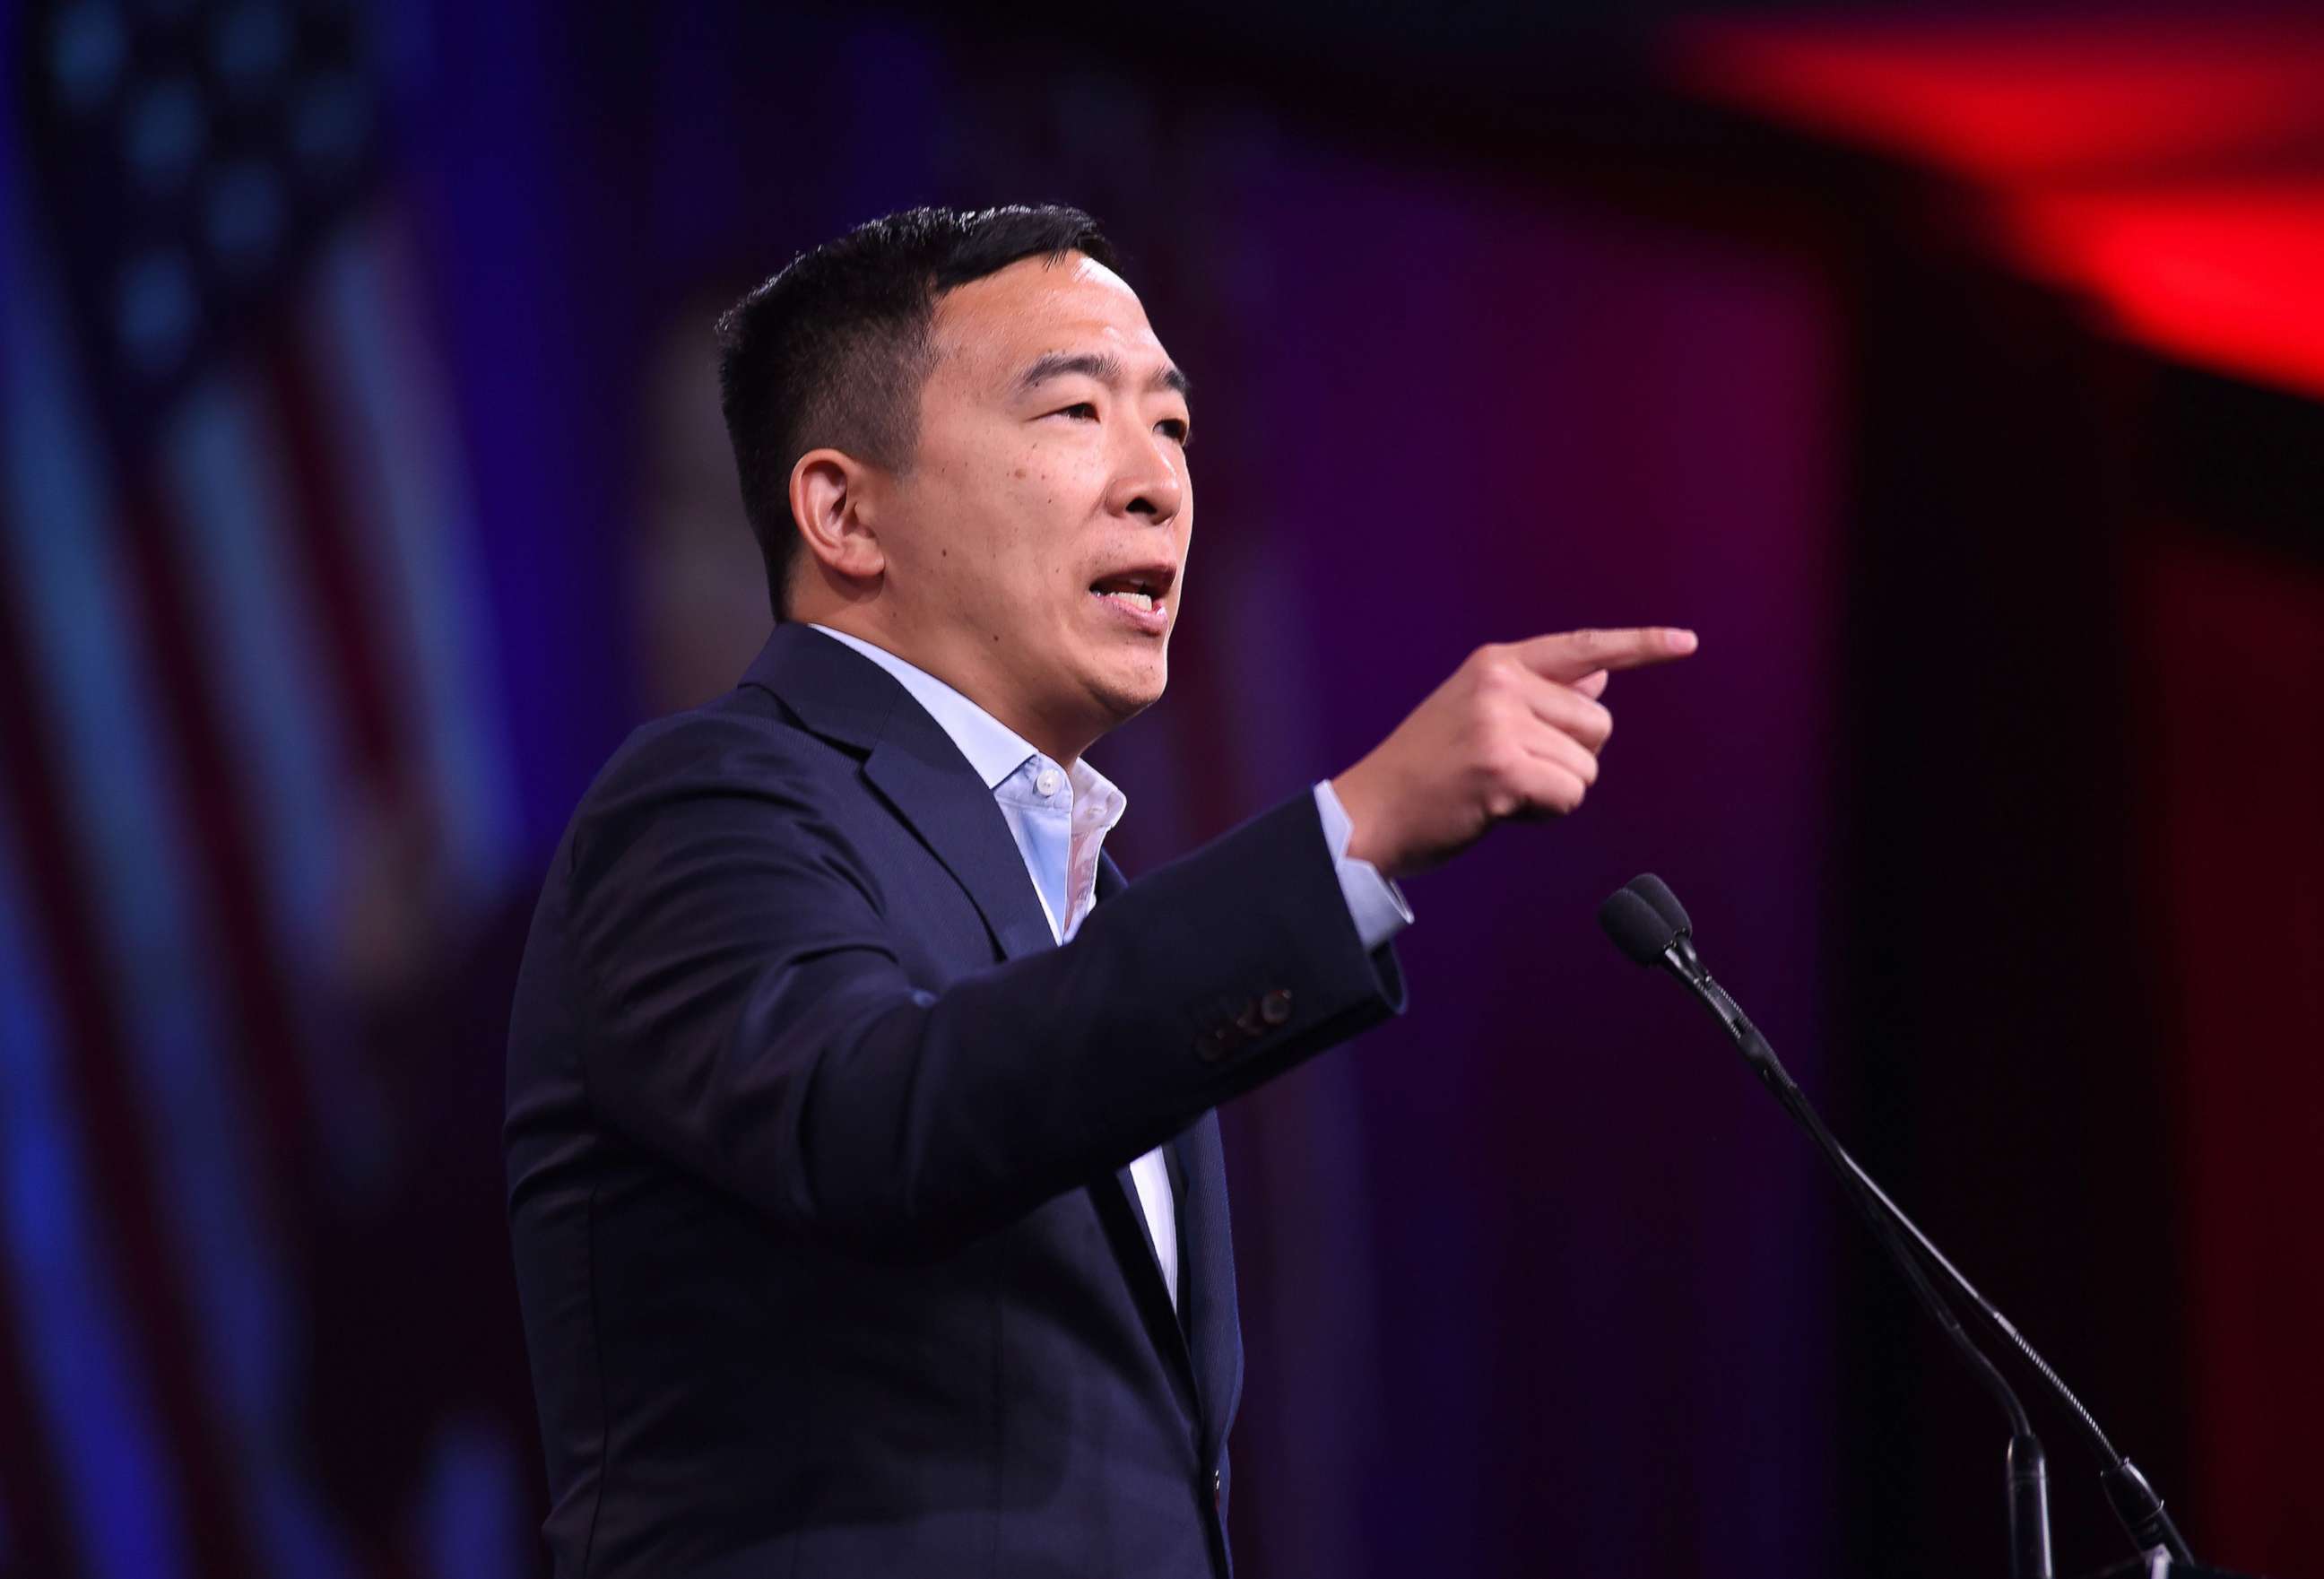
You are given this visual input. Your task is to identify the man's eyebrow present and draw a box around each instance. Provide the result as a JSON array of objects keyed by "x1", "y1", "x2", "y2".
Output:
[{"x1": 1014, "y1": 351, "x2": 1192, "y2": 402}]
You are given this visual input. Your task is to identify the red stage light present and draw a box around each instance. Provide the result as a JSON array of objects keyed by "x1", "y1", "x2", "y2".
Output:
[{"x1": 1668, "y1": 17, "x2": 2324, "y2": 398}]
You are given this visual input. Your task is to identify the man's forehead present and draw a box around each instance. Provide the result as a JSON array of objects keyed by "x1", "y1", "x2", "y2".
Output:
[{"x1": 932, "y1": 252, "x2": 1171, "y2": 377}]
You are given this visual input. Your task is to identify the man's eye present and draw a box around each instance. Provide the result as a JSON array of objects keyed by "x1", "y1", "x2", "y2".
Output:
[
  {"x1": 1051, "y1": 402, "x2": 1098, "y2": 421},
  {"x1": 1158, "y1": 418, "x2": 1192, "y2": 447}
]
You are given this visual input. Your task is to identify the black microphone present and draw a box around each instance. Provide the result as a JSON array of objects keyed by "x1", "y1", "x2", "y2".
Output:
[{"x1": 1600, "y1": 874, "x2": 2193, "y2": 1573}]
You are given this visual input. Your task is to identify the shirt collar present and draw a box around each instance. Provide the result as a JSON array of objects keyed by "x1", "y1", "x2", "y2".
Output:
[{"x1": 807, "y1": 623, "x2": 1054, "y2": 791}]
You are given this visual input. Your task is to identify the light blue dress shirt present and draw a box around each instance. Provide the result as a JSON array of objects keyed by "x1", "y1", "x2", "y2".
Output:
[{"x1": 808, "y1": 624, "x2": 1413, "y2": 1305}]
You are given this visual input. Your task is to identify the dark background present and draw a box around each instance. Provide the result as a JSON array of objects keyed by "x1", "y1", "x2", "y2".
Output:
[{"x1": 1, "y1": 2, "x2": 2318, "y2": 1576}]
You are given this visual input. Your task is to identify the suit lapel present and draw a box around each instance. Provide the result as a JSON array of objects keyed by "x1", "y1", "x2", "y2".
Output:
[
  {"x1": 746, "y1": 624, "x2": 1054, "y2": 962},
  {"x1": 862, "y1": 738, "x2": 1054, "y2": 960},
  {"x1": 1175, "y1": 1109, "x2": 1241, "y2": 1467}
]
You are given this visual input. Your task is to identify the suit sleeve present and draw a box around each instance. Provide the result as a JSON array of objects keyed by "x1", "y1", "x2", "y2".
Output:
[{"x1": 562, "y1": 722, "x2": 1406, "y2": 1257}]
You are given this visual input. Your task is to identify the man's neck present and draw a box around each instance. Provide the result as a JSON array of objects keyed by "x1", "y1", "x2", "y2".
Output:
[{"x1": 802, "y1": 612, "x2": 1090, "y2": 769}]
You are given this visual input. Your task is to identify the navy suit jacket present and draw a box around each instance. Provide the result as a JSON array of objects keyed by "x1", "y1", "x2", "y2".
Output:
[{"x1": 506, "y1": 622, "x2": 1405, "y2": 1577}]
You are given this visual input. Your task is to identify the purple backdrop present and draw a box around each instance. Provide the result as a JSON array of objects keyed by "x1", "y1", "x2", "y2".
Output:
[{"x1": 0, "y1": 2, "x2": 1922, "y2": 1574}]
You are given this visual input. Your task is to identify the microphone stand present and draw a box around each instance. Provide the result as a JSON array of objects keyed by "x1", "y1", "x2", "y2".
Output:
[
  {"x1": 1826, "y1": 1149, "x2": 2190, "y2": 1564},
  {"x1": 1653, "y1": 925, "x2": 2054, "y2": 1579},
  {"x1": 1608, "y1": 877, "x2": 2194, "y2": 1571}
]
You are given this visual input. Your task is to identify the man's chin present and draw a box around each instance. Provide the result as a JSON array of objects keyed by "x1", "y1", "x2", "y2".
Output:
[{"x1": 1085, "y1": 663, "x2": 1167, "y2": 733}]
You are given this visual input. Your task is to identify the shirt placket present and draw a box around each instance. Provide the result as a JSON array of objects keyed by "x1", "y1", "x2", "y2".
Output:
[{"x1": 1062, "y1": 772, "x2": 1122, "y2": 940}]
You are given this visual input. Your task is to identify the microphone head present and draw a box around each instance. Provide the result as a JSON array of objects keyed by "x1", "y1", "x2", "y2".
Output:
[
  {"x1": 1598, "y1": 886, "x2": 1680, "y2": 966},
  {"x1": 1624, "y1": 873, "x2": 1691, "y2": 937}
]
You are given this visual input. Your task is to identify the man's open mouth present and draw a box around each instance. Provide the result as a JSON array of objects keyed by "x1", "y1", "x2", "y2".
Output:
[{"x1": 1088, "y1": 564, "x2": 1175, "y2": 614}]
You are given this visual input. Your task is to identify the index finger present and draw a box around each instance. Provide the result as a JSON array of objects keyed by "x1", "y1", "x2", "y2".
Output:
[{"x1": 1511, "y1": 627, "x2": 1698, "y2": 684}]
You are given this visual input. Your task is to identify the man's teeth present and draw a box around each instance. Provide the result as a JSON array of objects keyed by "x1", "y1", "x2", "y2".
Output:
[{"x1": 1096, "y1": 589, "x2": 1156, "y2": 612}]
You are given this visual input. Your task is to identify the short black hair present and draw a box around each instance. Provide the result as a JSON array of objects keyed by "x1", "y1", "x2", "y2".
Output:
[{"x1": 715, "y1": 204, "x2": 1121, "y2": 622}]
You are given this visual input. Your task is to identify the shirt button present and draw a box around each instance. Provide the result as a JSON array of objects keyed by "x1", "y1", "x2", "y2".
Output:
[{"x1": 1036, "y1": 768, "x2": 1062, "y2": 796}]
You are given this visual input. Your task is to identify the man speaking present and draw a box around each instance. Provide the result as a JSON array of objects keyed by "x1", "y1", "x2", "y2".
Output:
[{"x1": 505, "y1": 204, "x2": 1695, "y2": 1577}]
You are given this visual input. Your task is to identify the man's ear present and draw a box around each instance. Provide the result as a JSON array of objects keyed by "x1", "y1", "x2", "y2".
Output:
[{"x1": 788, "y1": 448, "x2": 887, "y2": 585}]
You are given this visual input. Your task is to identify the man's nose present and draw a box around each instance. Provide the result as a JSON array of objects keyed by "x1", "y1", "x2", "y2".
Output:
[{"x1": 1105, "y1": 428, "x2": 1185, "y2": 525}]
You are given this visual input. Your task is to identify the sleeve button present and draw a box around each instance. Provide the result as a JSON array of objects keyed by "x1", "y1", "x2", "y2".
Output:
[{"x1": 1260, "y1": 987, "x2": 1293, "y2": 1026}]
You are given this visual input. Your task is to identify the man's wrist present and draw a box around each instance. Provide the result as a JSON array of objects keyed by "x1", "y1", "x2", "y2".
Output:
[
  {"x1": 1328, "y1": 764, "x2": 1390, "y2": 871},
  {"x1": 1313, "y1": 779, "x2": 1414, "y2": 952}
]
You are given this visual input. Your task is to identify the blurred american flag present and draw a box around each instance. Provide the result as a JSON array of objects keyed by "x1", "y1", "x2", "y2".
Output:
[{"x1": 2, "y1": 2, "x2": 528, "y2": 1575}]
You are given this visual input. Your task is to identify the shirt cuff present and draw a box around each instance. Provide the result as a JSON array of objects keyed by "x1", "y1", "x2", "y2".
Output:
[{"x1": 1311, "y1": 779, "x2": 1415, "y2": 953}]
